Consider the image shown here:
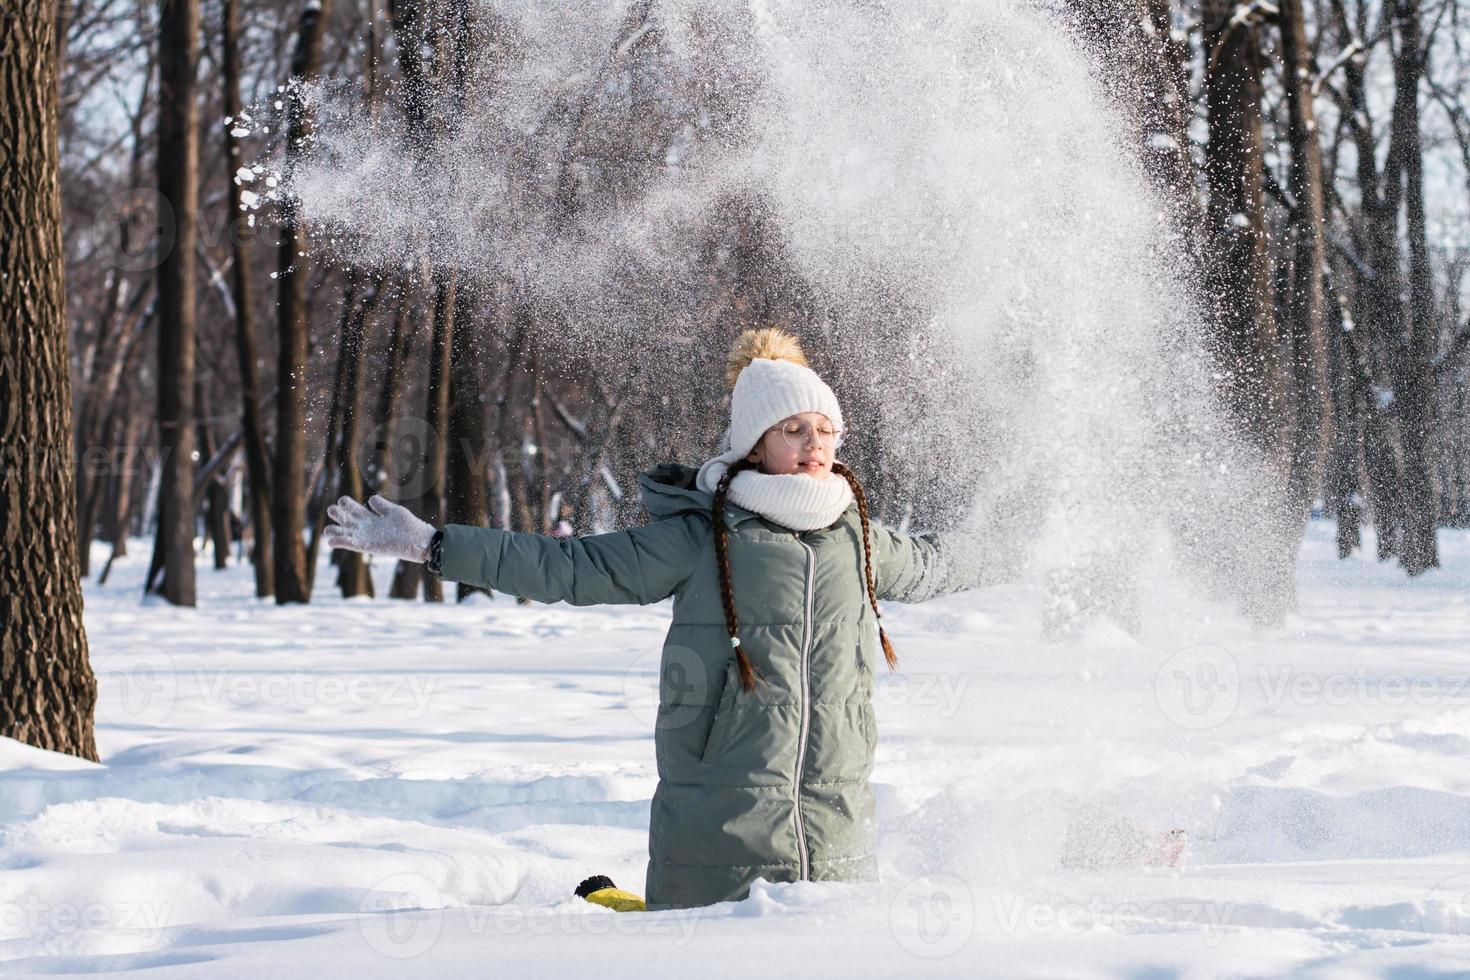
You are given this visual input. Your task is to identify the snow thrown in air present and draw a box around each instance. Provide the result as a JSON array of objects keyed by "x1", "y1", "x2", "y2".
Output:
[{"x1": 264, "y1": 0, "x2": 1287, "y2": 617}]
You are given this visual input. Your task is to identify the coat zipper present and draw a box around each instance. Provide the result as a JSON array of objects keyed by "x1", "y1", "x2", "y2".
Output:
[{"x1": 793, "y1": 534, "x2": 816, "y2": 881}]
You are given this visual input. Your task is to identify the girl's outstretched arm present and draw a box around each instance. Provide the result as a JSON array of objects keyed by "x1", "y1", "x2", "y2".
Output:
[
  {"x1": 870, "y1": 522, "x2": 1021, "y2": 603},
  {"x1": 326, "y1": 493, "x2": 708, "y2": 606},
  {"x1": 437, "y1": 516, "x2": 708, "y2": 605}
]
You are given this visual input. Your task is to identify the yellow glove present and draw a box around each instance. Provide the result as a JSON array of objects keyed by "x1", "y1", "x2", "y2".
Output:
[{"x1": 575, "y1": 875, "x2": 646, "y2": 912}]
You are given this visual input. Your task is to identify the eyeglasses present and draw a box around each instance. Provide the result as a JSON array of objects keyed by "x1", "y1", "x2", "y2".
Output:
[{"x1": 765, "y1": 418, "x2": 845, "y2": 450}]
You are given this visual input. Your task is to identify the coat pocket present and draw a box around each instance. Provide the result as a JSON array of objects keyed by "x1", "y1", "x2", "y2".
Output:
[
  {"x1": 700, "y1": 659, "x2": 739, "y2": 764},
  {"x1": 860, "y1": 701, "x2": 877, "y2": 756},
  {"x1": 856, "y1": 639, "x2": 875, "y2": 701}
]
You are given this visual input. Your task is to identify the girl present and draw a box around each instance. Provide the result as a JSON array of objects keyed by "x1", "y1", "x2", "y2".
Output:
[{"x1": 325, "y1": 328, "x2": 991, "y2": 911}]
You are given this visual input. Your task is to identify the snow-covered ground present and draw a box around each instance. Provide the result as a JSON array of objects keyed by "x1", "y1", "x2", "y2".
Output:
[{"x1": 4, "y1": 522, "x2": 1470, "y2": 977}]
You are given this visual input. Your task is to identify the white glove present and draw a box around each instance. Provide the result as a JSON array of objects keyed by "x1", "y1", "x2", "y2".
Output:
[{"x1": 324, "y1": 494, "x2": 436, "y2": 563}]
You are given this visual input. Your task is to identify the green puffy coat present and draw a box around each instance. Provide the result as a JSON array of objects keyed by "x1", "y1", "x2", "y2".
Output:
[{"x1": 436, "y1": 462, "x2": 975, "y2": 910}]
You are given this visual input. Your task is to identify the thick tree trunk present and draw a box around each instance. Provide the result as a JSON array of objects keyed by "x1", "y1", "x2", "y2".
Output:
[
  {"x1": 1202, "y1": 0, "x2": 1290, "y2": 464},
  {"x1": 222, "y1": 0, "x2": 274, "y2": 597},
  {"x1": 1201, "y1": 0, "x2": 1296, "y2": 619},
  {"x1": 446, "y1": 287, "x2": 492, "y2": 601},
  {"x1": 272, "y1": 0, "x2": 333, "y2": 604},
  {"x1": 0, "y1": 2, "x2": 99, "y2": 760},
  {"x1": 1392, "y1": 0, "x2": 1439, "y2": 575},
  {"x1": 150, "y1": 0, "x2": 201, "y2": 606},
  {"x1": 1279, "y1": 0, "x2": 1333, "y2": 513}
]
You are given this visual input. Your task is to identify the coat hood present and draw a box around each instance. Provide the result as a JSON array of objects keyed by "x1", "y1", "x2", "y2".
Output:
[{"x1": 638, "y1": 462, "x2": 768, "y2": 529}]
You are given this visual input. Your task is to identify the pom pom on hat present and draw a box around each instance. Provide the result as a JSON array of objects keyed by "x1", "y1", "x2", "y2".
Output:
[{"x1": 725, "y1": 327, "x2": 810, "y2": 388}]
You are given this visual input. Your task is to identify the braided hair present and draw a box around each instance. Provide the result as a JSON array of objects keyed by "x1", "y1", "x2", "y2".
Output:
[{"x1": 712, "y1": 459, "x2": 899, "y2": 693}]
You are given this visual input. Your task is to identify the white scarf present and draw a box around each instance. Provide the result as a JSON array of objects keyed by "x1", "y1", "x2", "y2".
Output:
[{"x1": 695, "y1": 453, "x2": 855, "y2": 531}]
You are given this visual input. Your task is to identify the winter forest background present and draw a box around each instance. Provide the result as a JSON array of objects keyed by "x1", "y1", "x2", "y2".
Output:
[{"x1": 5, "y1": 0, "x2": 1470, "y2": 974}]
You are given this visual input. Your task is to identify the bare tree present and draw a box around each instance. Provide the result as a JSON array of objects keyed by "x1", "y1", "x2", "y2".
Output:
[
  {"x1": 1200, "y1": 0, "x2": 1300, "y2": 618},
  {"x1": 1279, "y1": 0, "x2": 1334, "y2": 518},
  {"x1": 222, "y1": 0, "x2": 274, "y2": 597},
  {"x1": 148, "y1": 0, "x2": 202, "y2": 605},
  {"x1": 1390, "y1": 0, "x2": 1440, "y2": 574},
  {"x1": 1202, "y1": 1, "x2": 1290, "y2": 463},
  {"x1": 441, "y1": 0, "x2": 494, "y2": 601},
  {"x1": 420, "y1": 270, "x2": 457, "y2": 602},
  {"x1": 326, "y1": 274, "x2": 383, "y2": 597},
  {"x1": 383, "y1": 0, "x2": 480, "y2": 603},
  {"x1": 0, "y1": 1, "x2": 99, "y2": 760},
  {"x1": 445, "y1": 287, "x2": 493, "y2": 601},
  {"x1": 273, "y1": 0, "x2": 334, "y2": 604},
  {"x1": 1324, "y1": 0, "x2": 1406, "y2": 560},
  {"x1": 382, "y1": 0, "x2": 437, "y2": 602}
]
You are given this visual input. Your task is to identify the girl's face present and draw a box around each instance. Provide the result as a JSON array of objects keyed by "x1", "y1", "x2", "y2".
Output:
[{"x1": 745, "y1": 411, "x2": 839, "y2": 479}]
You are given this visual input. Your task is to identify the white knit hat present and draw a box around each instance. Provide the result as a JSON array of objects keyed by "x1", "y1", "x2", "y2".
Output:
[
  {"x1": 726, "y1": 354, "x2": 843, "y2": 458},
  {"x1": 696, "y1": 329, "x2": 844, "y2": 495}
]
